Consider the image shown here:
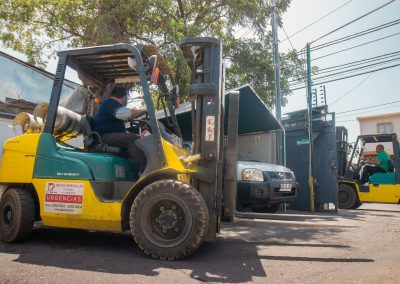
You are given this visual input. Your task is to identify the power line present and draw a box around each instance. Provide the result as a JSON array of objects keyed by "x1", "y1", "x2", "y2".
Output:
[
  {"x1": 311, "y1": 18, "x2": 400, "y2": 50},
  {"x1": 288, "y1": 54, "x2": 400, "y2": 86},
  {"x1": 310, "y1": 56, "x2": 400, "y2": 80},
  {"x1": 281, "y1": 0, "x2": 354, "y2": 43},
  {"x1": 289, "y1": 63, "x2": 400, "y2": 90},
  {"x1": 309, "y1": 0, "x2": 397, "y2": 44},
  {"x1": 288, "y1": 51, "x2": 400, "y2": 85},
  {"x1": 336, "y1": 100, "x2": 400, "y2": 114},
  {"x1": 317, "y1": 50, "x2": 400, "y2": 73},
  {"x1": 312, "y1": 32, "x2": 400, "y2": 61},
  {"x1": 336, "y1": 103, "x2": 400, "y2": 118},
  {"x1": 330, "y1": 73, "x2": 373, "y2": 106},
  {"x1": 282, "y1": 25, "x2": 296, "y2": 51}
]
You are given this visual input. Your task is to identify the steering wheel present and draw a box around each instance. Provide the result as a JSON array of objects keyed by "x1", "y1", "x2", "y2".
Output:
[{"x1": 127, "y1": 119, "x2": 152, "y2": 137}]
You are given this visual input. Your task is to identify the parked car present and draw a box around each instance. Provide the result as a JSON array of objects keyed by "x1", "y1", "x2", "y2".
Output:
[{"x1": 237, "y1": 161, "x2": 297, "y2": 213}]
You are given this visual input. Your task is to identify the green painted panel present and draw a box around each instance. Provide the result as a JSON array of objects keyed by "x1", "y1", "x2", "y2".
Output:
[
  {"x1": 60, "y1": 150, "x2": 138, "y2": 181},
  {"x1": 34, "y1": 134, "x2": 93, "y2": 180},
  {"x1": 369, "y1": 173, "x2": 396, "y2": 185},
  {"x1": 34, "y1": 134, "x2": 138, "y2": 181}
]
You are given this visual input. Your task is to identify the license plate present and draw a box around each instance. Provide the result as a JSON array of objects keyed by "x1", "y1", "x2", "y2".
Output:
[{"x1": 280, "y1": 184, "x2": 292, "y2": 192}]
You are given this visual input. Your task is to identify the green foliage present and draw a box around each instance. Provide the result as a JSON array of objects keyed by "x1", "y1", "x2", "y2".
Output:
[{"x1": 0, "y1": 0, "x2": 304, "y2": 107}]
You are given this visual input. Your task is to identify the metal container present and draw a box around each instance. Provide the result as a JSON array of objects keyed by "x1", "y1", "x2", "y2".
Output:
[{"x1": 283, "y1": 106, "x2": 338, "y2": 211}]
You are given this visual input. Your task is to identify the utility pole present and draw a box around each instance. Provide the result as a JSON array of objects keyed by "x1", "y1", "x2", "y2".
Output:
[
  {"x1": 306, "y1": 43, "x2": 315, "y2": 213},
  {"x1": 271, "y1": 0, "x2": 284, "y2": 166}
]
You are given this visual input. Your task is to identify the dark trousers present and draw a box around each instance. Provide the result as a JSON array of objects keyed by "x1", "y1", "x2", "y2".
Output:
[
  {"x1": 360, "y1": 165, "x2": 386, "y2": 183},
  {"x1": 102, "y1": 133, "x2": 145, "y2": 170}
]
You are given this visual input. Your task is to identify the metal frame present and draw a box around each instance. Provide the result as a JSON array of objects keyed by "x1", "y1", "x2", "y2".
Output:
[
  {"x1": 344, "y1": 133, "x2": 399, "y2": 184},
  {"x1": 43, "y1": 44, "x2": 167, "y2": 165},
  {"x1": 180, "y1": 37, "x2": 224, "y2": 241}
]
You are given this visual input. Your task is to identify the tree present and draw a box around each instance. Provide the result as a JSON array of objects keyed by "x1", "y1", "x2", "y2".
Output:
[{"x1": 0, "y1": 0, "x2": 303, "y2": 107}]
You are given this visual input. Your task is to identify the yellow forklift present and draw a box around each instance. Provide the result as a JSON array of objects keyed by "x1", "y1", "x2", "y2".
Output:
[
  {"x1": 0, "y1": 37, "x2": 240, "y2": 259},
  {"x1": 338, "y1": 133, "x2": 400, "y2": 209}
]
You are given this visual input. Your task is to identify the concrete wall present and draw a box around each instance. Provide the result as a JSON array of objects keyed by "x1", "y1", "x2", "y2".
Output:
[{"x1": 238, "y1": 131, "x2": 277, "y2": 164}]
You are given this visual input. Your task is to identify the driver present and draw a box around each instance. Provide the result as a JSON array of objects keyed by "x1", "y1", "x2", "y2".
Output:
[
  {"x1": 93, "y1": 86, "x2": 146, "y2": 169},
  {"x1": 360, "y1": 144, "x2": 390, "y2": 184}
]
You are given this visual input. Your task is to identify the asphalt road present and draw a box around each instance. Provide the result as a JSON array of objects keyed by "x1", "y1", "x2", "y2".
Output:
[{"x1": 0, "y1": 204, "x2": 399, "y2": 283}]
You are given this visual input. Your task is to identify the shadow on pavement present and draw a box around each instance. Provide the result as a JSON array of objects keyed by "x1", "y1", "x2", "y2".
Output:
[{"x1": 0, "y1": 220, "x2": 368, "y2": 283}]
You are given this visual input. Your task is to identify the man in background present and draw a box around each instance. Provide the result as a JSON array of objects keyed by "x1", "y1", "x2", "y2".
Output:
[{"x1": 360, "y1": 144, "x2": 390, "y2": 184}]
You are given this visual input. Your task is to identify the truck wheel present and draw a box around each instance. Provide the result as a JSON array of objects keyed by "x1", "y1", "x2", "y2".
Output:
[
  {"x1": 0, "y1": 188, "x2": 35, "y2": 242},
  {"x1": 130, "y1": 179, "x2": 209, "y2": 260},
  {"x1": 338, "y1": 184, "x2": 359, "y2": 209},
  {"x1": 251, "y1": 203, "x2": 280, "y2": 213}
]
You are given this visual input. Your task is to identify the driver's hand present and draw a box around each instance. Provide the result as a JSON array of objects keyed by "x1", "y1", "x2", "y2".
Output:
[{"x1": 131, "y1": 108, "x2": 147, "y2": 119}]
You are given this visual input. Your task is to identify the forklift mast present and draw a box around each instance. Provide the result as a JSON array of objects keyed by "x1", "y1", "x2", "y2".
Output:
[{"x1": 180, "y1": 38, "x2": 225, "y2": 241}]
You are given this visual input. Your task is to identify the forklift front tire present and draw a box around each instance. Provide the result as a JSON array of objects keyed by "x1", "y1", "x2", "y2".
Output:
[
  {"x1": 130, "y1": 179, "x2": 209, "y2": 260},
  {"x1": 338, "y1": 184, "x2": 359, "y2": 209},
  {"x1": 0, "y1": 188, "x2": 35, "y2": 242}
]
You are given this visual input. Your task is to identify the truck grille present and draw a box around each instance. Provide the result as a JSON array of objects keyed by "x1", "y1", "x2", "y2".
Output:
[{"x1": 264, "y1": 171, "x2": 294, "y2": 180}]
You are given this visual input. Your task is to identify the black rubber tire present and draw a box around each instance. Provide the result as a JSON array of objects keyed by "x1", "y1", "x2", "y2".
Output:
[
  {"x1": 0, "y1": 188, "x2": 35, "y2": 242},
  {"x1": 130, "y1": 179, "x2": 209, "y2": 260},
  {"x1": 251, "y1": 203, "x2": 280, "y2": 213},
  {"x1": 352, "y1": 200, "x2": 362, "y2": 209},
  {"x1": 338, "y1": 184, "x2": 359, "y2": 209}
]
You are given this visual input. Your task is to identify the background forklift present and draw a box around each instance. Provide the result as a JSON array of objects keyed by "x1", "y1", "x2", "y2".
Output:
[
  {"x1": 0, "y1": 37, "x2": 240, "y2": 260},
  {"x1": 337, "y1": 132, "x2": 400, "y2": 209}
]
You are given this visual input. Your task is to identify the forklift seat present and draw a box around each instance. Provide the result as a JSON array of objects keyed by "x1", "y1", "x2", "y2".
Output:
[
  {"x1": 81, "y1": 115, "x2": 123, "y2": 155},
  {"x1": 369, "y1": 173, "x2": 396, "y2": 185}
]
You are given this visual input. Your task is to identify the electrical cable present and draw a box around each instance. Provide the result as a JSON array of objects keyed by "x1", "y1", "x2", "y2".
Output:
[
  {"x1": 312, "y1": 32, "x2": 400, "y2": 61},
  {"x1": 316, "y1": 50, "x2": 400, "y2": 72},
  {"x1": 330, "y1": 73, "x2": 373, "y2": 106},
  {"x1": 289, "y1": 63, "x2": 400, "y2": 91},
  {"x1": 287, "y1": 51, "x2": 400, "y2": 85},
  {"x1": 281, "y1": 0, "x2": 354, "y2": 43},
  {"x1": 336, "y1": 103, "x2": 400, "y2": 118},
  {"x1": 336, "y1": 100, "x2": 400, "y2": 114},
  {"x1": 308, "y1": 56, "x2": 400, "y2": 80},
  {"x1": 309, "y1": 0, "x2": 396, "y2": 45},
  {"x1": 311, "y1": 18, "x2": 400, "y2": 50}
]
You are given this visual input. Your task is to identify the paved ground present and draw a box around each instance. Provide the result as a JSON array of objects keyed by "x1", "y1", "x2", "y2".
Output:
[{"x1": 0, "y1": 204, "x2": 399, "y2": 284}]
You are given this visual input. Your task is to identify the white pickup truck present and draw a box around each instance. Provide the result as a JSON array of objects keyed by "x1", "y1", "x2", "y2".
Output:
[{"x1": 237, "y1": 161, "x2": 297, "y2": 213}]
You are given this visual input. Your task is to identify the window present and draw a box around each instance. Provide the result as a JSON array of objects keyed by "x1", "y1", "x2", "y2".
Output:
[{"x1": 377, "y1": 122, "x2": 392, "y2": 134}]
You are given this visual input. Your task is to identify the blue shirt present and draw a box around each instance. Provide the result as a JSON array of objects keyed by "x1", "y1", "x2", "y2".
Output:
[{"x1": 93, "y1": 98, "x2": 126, "y2": 136}]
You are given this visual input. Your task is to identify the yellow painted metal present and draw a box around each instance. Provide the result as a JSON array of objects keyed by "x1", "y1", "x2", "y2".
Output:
[
  {"x1": 0, "y1": 133, "x2": 41, "y2": 183},
  {"x1": 358, "y1": 184, "x2": 400, "y2": 204},
  {"x1": 32, "y1": 179, "x2": 123, "y2": 232},
  {"x1": 309, "y1": 176, "x2": 315, "y2": 212},
  {"x1": 162, "y1": 138, "x2": 188, "y2": 171},
  {"x1": 1, "y1": 133, "x2": 196, "y2": 232},
  {"x1": 342, "y1": 181, "x2": 400, "y2": 204}
]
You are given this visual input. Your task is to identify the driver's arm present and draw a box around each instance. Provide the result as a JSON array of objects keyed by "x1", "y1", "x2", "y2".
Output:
[
  {"x1": 131, "y1": 108, "x2": 147, "y2": 118},
  {"x1": 115, "y1": 107, "x2": 146, "y2": 121}
]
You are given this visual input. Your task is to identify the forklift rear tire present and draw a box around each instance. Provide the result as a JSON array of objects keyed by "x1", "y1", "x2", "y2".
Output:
[
  {"x1": 338, "y1": 184, "x2": 358, "y2": 209},
  {"x1": 0, "y1": 188, "x2": 35, "y2": 242},
  {"x1": 130, "y1": 179, "x2": 209, "y2": 260}
]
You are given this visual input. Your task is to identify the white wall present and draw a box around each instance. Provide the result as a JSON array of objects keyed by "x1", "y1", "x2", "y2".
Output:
[{"x1": 359, "y1": 114, "x2": 400, "y2": 155}]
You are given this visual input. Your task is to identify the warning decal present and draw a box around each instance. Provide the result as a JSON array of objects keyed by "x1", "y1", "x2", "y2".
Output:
[
  {"x1": 44, "y1": 182, "x2": 84, "y2": 214},
  {"x1": 205, "y1": 115, "x2": 215, "y2": 142}
]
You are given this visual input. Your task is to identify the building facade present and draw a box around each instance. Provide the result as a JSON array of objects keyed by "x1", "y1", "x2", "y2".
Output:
[{"x1": 357, "y1": 112, "x2": 400, "y2": 159}]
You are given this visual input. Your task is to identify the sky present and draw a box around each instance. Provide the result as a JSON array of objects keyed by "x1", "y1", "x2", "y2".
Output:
[
  {"x1": 278, "y1": 0, "x2": 400, "y2": 142},
  {"x1": 1, "y1": 0, "x2": 399, "y2": 143}
]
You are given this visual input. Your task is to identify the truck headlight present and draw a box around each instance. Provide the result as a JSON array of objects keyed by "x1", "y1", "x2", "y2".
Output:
[{"x1": 241, "y1": 169, "x2": 264, "y2": 181}]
